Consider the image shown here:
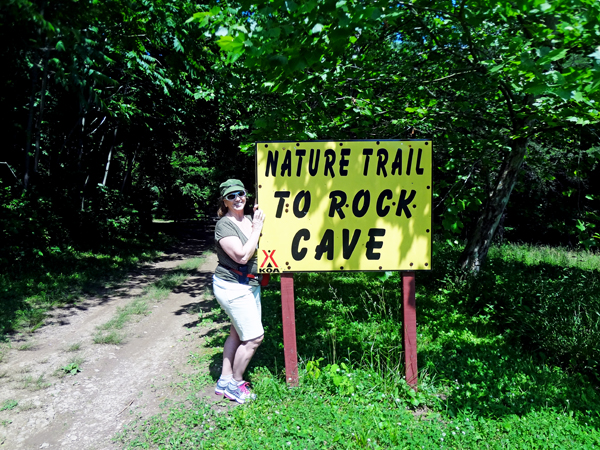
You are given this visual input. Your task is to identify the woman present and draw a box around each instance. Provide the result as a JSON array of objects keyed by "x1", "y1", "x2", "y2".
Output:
[{"x1": 212, "y1": 179, "x2": 265, "y2": 404}]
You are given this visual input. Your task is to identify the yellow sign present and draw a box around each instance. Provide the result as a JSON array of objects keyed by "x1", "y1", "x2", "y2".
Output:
[{"x1": 256, "y1": 140, "x2": 432, "y2": 272}]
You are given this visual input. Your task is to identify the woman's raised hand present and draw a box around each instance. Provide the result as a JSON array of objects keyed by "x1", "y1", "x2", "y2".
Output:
[{"x1": 252, "y1": 205, "x2": 265, "y2": 231}]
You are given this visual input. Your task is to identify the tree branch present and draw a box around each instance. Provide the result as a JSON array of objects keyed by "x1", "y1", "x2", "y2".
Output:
[{"x1": 422, "y1": 70, "x2": 475, "y2": 83}]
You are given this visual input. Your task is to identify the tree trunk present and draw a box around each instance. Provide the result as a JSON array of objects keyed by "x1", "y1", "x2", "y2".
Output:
[
  {"x1": 77, "y1": 82, "x2": 96, "y2": 171},
  {"x1": 81, "y1": 174, "x2": 90, "y2": 211},
  {"x1": 77, "y1": 109, "x2": 86, "y2": 171},
  {"x1": 120, "y1": 143, "x2": 138, "y2": 194},
  {"x1": 25, "y1": 0, "x2": 47, "y2": 189},
  {"x1": 23, "y1": 62, "x2": 39, "y2": 192},
  {"x1": 458, "y1": 137, "x2": 529, "y2": 272},
  {"x1": 34, "y1": 47, "x2": 50, "y2": 174},
  {"x1": 102, "y1": 127, "x2": 118, "y2": 186}
]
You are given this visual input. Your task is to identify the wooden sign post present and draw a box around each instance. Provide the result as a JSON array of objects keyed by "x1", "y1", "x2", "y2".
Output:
[
  {"x1": 402, "y1": 271, "x2": 418, "y2": 388},
  {"x1": 280, "y1": 273, "x2": 299, "y2": 386}
]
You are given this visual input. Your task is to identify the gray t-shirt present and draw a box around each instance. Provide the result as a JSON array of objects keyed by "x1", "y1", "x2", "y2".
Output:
[{"x1": 214, "y1": 215, "x2": 259, "y2": 286}]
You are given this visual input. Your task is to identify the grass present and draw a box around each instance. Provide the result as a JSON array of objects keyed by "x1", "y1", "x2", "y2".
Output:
[
  {"x1": 94, "y1": 256, "x2": 207, "y2": 345},
  {"x1": 16, "y1": 341, "x2": 36, "y2": 351},
  {"x1": 0, "y1": 233, "x2": 173, "y2": 338},
  {"x1": 65, "y1": 342, "x2": 82, "y2": 352},
  {"x1": 93, "y1": 330, "x2": 124, "y2": 345},
  {"x1": 115, "y1": 242, "x2": 600, "y2": 449},
  {"x1": 20, "y1": 374, "x2": 51, "y2": 391},
  {"x1": 96, "y1": 298, "x2": 151, "y2": 331},
  {"x1": 17, "y1": 401, "x2": 38, "y2": 411},
  {"x1": 0, "y1": 399, "x2": 18, "y2": 411},
  {"x1": 142, "y1": 257, "x2": 206, "y2": 301}
]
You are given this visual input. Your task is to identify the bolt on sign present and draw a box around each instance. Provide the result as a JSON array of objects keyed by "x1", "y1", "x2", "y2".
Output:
[{"x1": 255, "y1": 140, "x2": 432, "y2": 273}]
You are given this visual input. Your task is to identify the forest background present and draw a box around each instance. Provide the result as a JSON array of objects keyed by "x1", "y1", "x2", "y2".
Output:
[
  {"x1": 1, "y1": 1, "x2": 600, "y2": 447},
  {"x1": 1, "y1": 0, "x2": 599, "y2": 273}
]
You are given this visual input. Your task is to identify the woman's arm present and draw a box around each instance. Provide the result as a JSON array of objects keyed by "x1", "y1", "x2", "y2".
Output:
[{"x1": 219, "y1": 206, "x2": 265, "y2": 265}]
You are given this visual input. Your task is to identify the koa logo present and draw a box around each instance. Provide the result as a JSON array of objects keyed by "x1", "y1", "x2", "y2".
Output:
[
  {"x1": 259, "y1": 250, "x2": 280, "y2": 273},
  {"x1": 260, "y1": 249, "x2": 278, "y2": 268}
]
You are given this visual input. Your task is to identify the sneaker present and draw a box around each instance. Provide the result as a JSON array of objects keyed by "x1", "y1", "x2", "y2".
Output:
[
  {"x1": 224, "y1": 381, "x2": 256, "y2": 404},
  {"x1": 215, "y1": 378, "x2": 230, "y2": 395},
  {"x1": 242, "y1": 382, "x2": 257, "y2": 401}
]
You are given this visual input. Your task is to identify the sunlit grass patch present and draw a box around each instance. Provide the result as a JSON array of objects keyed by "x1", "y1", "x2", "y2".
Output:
[
  {"x1": 117, "y1": 365, "x2": 600, "y2": 450},
  {"x1": 93, "y1": 330, "x2": 124, "y2": 345},
  {"x1": 148, "y1": 272, "x2": 188, "y2": 294},
  {"x1": 21, "y1": 374, "x2": 51, "y2": 391},
  {"x1": 96, "y1": 298, "x2": 150, "y2": 332},
  {"x1": 491, "y1": 243, "x2": 600, "y2": 271},
  {"x1": 141, "y1": 256, "x2": 206, "y2": 302},
  {"x1": 176, "y1": 256, "x2": 207, "y2": 271},
  {"x1": 15, "y1": 341, "x2": 36, "y2": 351},
  {"x1": 65, "y1": 342, "x2": 81, "y2": 352},
  {"x1": 0, "y1": 399, "x2": 18, "y2": 411},
  {"x1": 94, "y1": 257, "x2": 207, "y2": 344}
]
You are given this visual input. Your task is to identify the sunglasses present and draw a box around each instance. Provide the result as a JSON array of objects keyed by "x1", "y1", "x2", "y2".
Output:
[{"x1": 224, "y1": 190, "x2": 247, "y2": 201}]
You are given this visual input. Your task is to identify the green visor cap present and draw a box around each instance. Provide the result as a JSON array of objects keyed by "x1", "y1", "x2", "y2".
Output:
[{"x1": 220, "y1": 179, "x2": 246, "y2": 198}]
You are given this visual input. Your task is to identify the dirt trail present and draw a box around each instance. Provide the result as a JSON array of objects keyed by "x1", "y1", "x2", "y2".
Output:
[{"x1": 0, "y1": 224, "x2": 222, "y2": 449}]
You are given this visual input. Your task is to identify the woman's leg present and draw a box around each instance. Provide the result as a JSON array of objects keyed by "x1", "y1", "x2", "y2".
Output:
[
  {"x1": 221, "y1": 325, "x2": 241, "y2": 377},
  {"x1": 232, "y1": 334, "x2": 264, "y2": 381}
]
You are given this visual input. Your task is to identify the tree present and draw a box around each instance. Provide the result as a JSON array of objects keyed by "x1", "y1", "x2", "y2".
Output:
[
  {"x1": 190, "y1": 0, "x2": 600, "y2": 271},
  {"x1": 0, "y1": 0, "x2": 255, "y2": 264}
]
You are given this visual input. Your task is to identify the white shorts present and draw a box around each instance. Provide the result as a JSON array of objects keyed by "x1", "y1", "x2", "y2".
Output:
[{"x1": 212, "y1": 275, "x2": 263, "y2": 341}]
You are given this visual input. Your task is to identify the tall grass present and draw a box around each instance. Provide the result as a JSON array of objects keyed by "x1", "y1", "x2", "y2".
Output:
[{"x1": 117, "y1": 242, "x2": 600, "y2": 449}]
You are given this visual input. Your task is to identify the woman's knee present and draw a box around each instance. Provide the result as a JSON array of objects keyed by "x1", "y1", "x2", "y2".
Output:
[{"x1": 247, "y1": 334, "x2": 264, "y2": 347}]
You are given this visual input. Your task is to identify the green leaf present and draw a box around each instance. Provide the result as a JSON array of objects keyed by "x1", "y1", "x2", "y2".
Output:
[
  {"x1": 268, "y1": 54, "x2": 288, "y2": 66},
  {"x1": 377, "y1": 271, "x2": 394, "y2": 281},
  {"x1": 572, "y1": 91, "x2": 585, "y2": 103},
  {"x1": 566, "y1": 116, "x2": 591, "y2": 125},
  {"x1": 488, "y1": 64, "x2": 504, "y2": 74},
  {"x1": 537, "y1": 48, "x2": 568, "y2": 66},
  {"x1": 217, "y1": 35, "x2": 245, "y2": 54},
  {"x1": 173, "y1": 37, "x2": 184, "y2": 53},
  {"x1": 589, "y1": 48, "x2": 600, "y2": 61},
  {"x1": 525, "y1": 82, "x2": 548, "y2": 95},
  {"x1": 186, "y1": 12, "x2": 210, "y2": 25},
  {"x1": 554, "y1": 89, "x2": 573, "y2": 100},
  {"x1": 254, "y1": 118, "x2": 268, "y2": 128},
  {"x1": 285, "y1": 0, "x2": 297, "y2": 12},
  {"x1": 546, "y1": 71, "x2": 565, "y2": 85},
  {"x1": 268, "y1": 27, "x2": 281, "y2": 38},
  {"x1": 215, "y1": 26, "x2": 228, "y2": 37},
  {"x1": 56, "y1": 41, "x2": 65, "y2": 51},
  {"x1": 311, "y1": 23, "x2": 324, "y2": 34}
]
